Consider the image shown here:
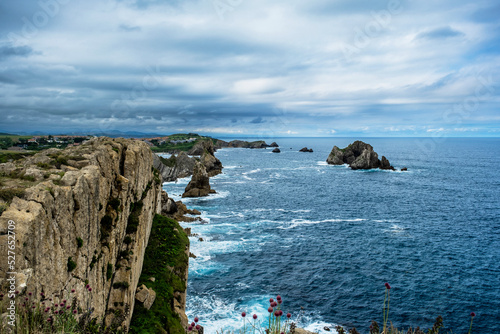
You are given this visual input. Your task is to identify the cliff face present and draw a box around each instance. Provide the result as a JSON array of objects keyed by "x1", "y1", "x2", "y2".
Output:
[{"x1": 0, "y1": 138, "x2": 167, "y2": 331}]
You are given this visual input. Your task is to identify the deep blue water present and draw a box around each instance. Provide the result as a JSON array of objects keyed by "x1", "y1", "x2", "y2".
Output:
[{"x1": 163, "y1": 138, "x2": 500, "y2": 333}]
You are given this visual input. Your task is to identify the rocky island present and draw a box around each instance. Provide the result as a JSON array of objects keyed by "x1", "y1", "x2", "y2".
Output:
[{"x1": 326, "y1": 141, "x2": 395, "y2": 170}]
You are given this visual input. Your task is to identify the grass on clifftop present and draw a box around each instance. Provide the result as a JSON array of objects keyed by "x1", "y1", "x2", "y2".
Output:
[{"x1": 129, "y1": 214, "x2": 189, "y2": 334}]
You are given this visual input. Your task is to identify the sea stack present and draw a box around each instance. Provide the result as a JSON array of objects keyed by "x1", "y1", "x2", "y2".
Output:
[
  {"x1": 182, "y1": 161, "x2": 216, "y2": 197},
  {"x1": 299, "y1": 147, "x2": 313, "y2": 152},
  {"x1": 326, "y1": 140, "x2": 395, "y2": 170},
  {"x1": 272, "y1": 148, "x2": 281, "y2": 153}
]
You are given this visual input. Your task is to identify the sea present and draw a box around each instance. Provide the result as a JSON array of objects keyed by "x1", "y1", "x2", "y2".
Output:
[{"x1": 162, "y1": 137, "x2": 500, "y2": 334}]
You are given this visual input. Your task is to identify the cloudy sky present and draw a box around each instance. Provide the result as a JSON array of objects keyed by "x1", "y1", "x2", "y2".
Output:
[{"x1": 0, "y1": 0, "x2": 499, "y2": 137}]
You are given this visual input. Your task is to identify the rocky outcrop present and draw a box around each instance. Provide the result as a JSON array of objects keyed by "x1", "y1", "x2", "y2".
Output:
[
  {"x1": 299, "y1": 147, "x2": 313, "y2": 152},
  {"x1": 154, "y1": 140, "x2": 222, "y2": 182},
  {"x1": 153, "y1": 151, "x2": 195, "y2": 182},
  {"x1": 272, "y1": 148, "x2": 281, "y2": 153},
  {"x1": 0, "y1": 137, "x2": 166, "y2": 331},
  {"x1": 135, "y1": 284, "x2": 156, "y2": 310},
  {"x1": 326, "y1": 141, "x2": 394, "y2": 170},
  {"x1": 215, "y1": 140, "x2": 271, "y2": 149},
  {"x1": 270, "y1": 142, "x2": 279, "y2": 147},
  {"x1": 182, "y1": 162, "x2": 215, "y2": 198}
]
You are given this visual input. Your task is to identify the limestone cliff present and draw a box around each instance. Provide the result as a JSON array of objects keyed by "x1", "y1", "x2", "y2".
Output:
[{"x1": 0, "y1": 138, "x2": 179, "y2": 331}]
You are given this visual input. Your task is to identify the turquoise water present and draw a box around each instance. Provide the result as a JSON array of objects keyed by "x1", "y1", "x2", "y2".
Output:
[{"x1": 163, "y1": 138, "x2": 500, "y2": 333}]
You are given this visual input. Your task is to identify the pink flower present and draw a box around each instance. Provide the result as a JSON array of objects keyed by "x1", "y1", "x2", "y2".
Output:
[
  {"x1": 385, "y1": 282, "x2": 391, "y2": 290},
  {"x1": 88, "y1": 288, "x2": 92, "y2": 292},
  {"x1": 73, "y1": 309, "x2": 78, "y2": 314},
  {"x1": 196, "y1": 325, "x2": 200, "y2": 330},
  {"x1": 274, "y1": 310, "x2": 279, "y2": 317},
  {"x1": 71, "y1": 289, "x2": 75, "y2": 293},
  {"x1": 194, "y1": 317, "x2": 199, "y2": 323},
  {"x1": 268, "y1": 307, "x2": 273, "y2": 313},
  {"x1": 279, "y1": 310, "x2": 283, "y2": 316},
  {"x1": 287, "y1": 313, "x2": 291, "y2": 318},
  {"x1": 471, "y1": 312, "x2": 476, "y2": 317},
  {"x1": 276, "y1": 295, "x2": 281, "y2": 300},
  {"x1": 188, "y1": 326, "x2": 193, "y2": 331},
  {"x1": 67, "y1": 305, "x2": 71, "y2": 309},
  {"x1": 241, "y1": 312, "x2": 246, "y2": 317},
  {"x1": 191, "y1": 322, "x2": 195, "y2": 327},
  {"x1": 28, "y1": 292, "x2": 32, "y2": 296},
  {"x1": 269, "y1": 298, "x2": 274, "y2": 303},
  {"x1": 253, "y1": 314, "x2": 258, "y2": 320},
  {"x1": 86, "y1": 284, "x2": 90, "y2": 289}
]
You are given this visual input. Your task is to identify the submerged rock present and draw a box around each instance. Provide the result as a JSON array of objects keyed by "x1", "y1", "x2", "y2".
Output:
[{"x1": 326, "y1": 140, "x2": 395, "y2": 170}]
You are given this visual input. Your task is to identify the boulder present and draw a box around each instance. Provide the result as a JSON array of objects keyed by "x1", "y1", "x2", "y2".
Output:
[
  {"x1": 270, "y1": 142, "x2": 279, "y2": 147},
  {"x1": 401, "y1": 167, "x2": 408, "y2": 171},
  {"x1": 182, "y1": 162, "x2": 215, "y2": 198},
  {"x1": 272, "y1": 148, "x2": 281, "y2": 153},
  {"x1": 326, "y1": 141, "x2": 394, "y2": 170},
  {"x1": 135, "y1": 284, "x2": 156, "y2": 310}
]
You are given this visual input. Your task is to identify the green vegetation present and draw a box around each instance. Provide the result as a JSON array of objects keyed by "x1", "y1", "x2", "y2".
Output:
[
  {"x1": 126, "y1": 201, "x2": 143, "y2": 234},
  {"x1": 108, "y1": 198, "x2": 121, "y2": 211},
  {"x1": 0, "y1": 203, "x2": 8, "y2": 215},
  {"x1": 159, "y1": 155, "x2": 176, "y2": 167},
  {"x1": 76, "y1": 237, "x2": 83, "y2": 248},
  {"x1": 150, "y1": 133, "x2": 216, "y2": 153},
  {"x1": 67, "y1": 257, "x2": 77, "y2": 272},
  {"x1": 100, "y1": 215, "x2": 113, "y2": 240},
  {"x1": 0, "y1": 150, "x2": 36, "y2": 163},
  {"x1": 123, "y1": 236, "x2": 132, "y2": 245},
  {"x1": 129, "y1": 214, "x2": 189, "y2": 334},
  {"x1": 0, "y1": 187, "x2": 25, "y2": 202},
  {"x1": 112, "y1": 282, "x2": 130, "y2": 290},
  {"x1": 107, "y1": 263, "x2": 113, "y2": 280}
]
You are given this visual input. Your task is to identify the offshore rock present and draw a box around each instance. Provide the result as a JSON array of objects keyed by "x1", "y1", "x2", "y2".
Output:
[
  {"x1": 0, "y1": 137, "x2": 163, "y2": 330},
  {"x1": 326, "y1": 141, "x2": 394, "y2": 170},
  {"x1": 182, "y1": 162, "x2": 215, "y2": 198},
  {"x1": 299, "y1": 147, "x2": 313, "y2": 152},
  {"x1": 272, "y1": 148, "x2": 281, "y2": 153},
  {"x1": 270, "y1": 142, "x2": 279, "y2": 147}
]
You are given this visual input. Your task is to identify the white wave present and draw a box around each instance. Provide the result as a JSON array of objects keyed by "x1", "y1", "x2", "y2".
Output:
[
  {"x1": 242, "y1": 168, "x2": 261, "y2": 175},
  {"x1": 303, "y1": 321, "x2": 339, "y2": 333},
  {"x1": 278, "y1": 218, "x2": 366, "y2": 229},
  {"x1": 317, "y1": 161, "x2": 329, "y2": 166}
]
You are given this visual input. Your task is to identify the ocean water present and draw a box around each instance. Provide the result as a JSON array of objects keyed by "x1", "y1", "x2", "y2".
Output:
[{"x1": 162, "y1": 138, "x2": 500, "y2": 334}]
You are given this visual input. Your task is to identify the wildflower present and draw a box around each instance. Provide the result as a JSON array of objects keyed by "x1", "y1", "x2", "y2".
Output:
[
  {"x1": 47, "y1": 318, "x2": 52, "y2": 322},
  {"x1": 54, "y1": 310, "x2": 59, "y2": 314},
  {"x1": 25, "y1": 297, "x2": 29, "y2": 301},
  {"x1": 274, "y1": 310, "x2": 280, "y2": 317},
  {"x1": 196, "y1": 325, "x2": 201, "y2": 330},
  {"x1": 385, "y1": 282, "x2": 391, "y2": 290},
  {"x1": 15, "y1": 290, "x2": 19, "y2": 294},
  {"x1": 88, "y1": 288, "x2": 92, "y2": 292},
  {"x1": 44, "y1": 308, "x2": 49, "y2": 313},
  {"x1": 471, "y1": 312, "x2": 476, "y2": 317},
  {"x1": 278, "y1": 299, "x2": 282, "y2": 304},
  {"x1": 28, "y1": 292, "x2": 32, "y2": 296},
  {"x1": 268, "y1": 307, "x2": 273, "y2": 313},
  {"x1": 73, "y1": 309, "x2": 78, "y2": 314},
  {"x1": 41, "y1": 292, "x2": 45, "y2": 297},
  {"x1": 253, "y1": 314, "x2": 258, "y2": 320},
  {"x1": 287, "y1": 313, "x2": 291, "y2": 318},
  {"x1": 60, "y1": 303, "x2": 65, "y2": 307},
  {"x1": 63, "y1": 299, "x2": 67, "y2": 303},
  {"x1": 242, "y1": 312, "x2": 246, "y2": 317},
  {"x1": 191, "y1": 322, "x2": 195, "y2": 327},
  {"x1": 276, "y1": 295, "x2": 281, "y2": 300},
  {"x1": 194, "y1": 317, "x2": 199, "y2": 323},
  {"x1": 32, "y1": 306, "x2": 36, "y2": 309},
  {"x1": 279, "y1": 310, "x2": 283, "y2": 316},
  {"x1": 0, "y1": 294, "x2": 3, "y2": 298},
  {"x1": 270, "y1": 298, "x2": 274, "y2": 303},
  {"x1": 86, "y1": 284, "x2": 90, "y2": 289},
  {"x1": 67, "y1": 305, "x2": 71, "y2": 309},
  {"x1": 71, "y1": 289, "x2": 75, "y2": 293},
  {"x1": 188, "y1": 326, "x2": 193, "y2": 331}
]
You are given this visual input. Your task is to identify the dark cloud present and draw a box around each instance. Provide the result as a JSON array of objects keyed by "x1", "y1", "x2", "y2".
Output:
[
  {"x1": 0, "y1": 0, "x2": 498, "y2": 136},
  {"x1": 416, "y1": 26, "x2": 465, "y2": 40}
]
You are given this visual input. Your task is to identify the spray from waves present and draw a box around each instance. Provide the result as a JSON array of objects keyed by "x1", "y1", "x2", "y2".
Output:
[{"x1": 186, "y1": 293, "x2": 339, "y2": 334}]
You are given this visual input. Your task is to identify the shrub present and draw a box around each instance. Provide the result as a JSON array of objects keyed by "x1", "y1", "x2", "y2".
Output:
[
  {"x1": 76, "y1": 237, "x2": 83, "y2": 248},
  {"x1": 126, "y1": 201, "x2": 143, "y2": 234},
  {"x1": 107, "y1": 263, "x2": 113, "y2": 280},
  {"x1": 108, "y1": 198, "x2": 121, "y2": 211},
  {"x1": 0, "y1": 203, "x2": 8, "y2": 215},
  {"x1": 0, "y1": 188, "x2": 25, "y2": 202},
  {"x1": 124, "y1": 236, "x2": 132, "y2": 245},
  {"x1": 67, "y1": 257, "x2": 77, "y2": 272},
  {"x1": 112, "y1": 282, "x2": 129, "y2": 289}
]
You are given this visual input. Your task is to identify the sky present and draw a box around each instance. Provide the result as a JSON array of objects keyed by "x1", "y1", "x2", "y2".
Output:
[{"x1": 0, "y1": 0, "x2": 499, "y2": 137}]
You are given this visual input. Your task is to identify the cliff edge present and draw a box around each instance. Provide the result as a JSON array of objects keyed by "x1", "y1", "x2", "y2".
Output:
[{"x1": 0, "y1": 137, "x2": 187, "y2": 332}]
